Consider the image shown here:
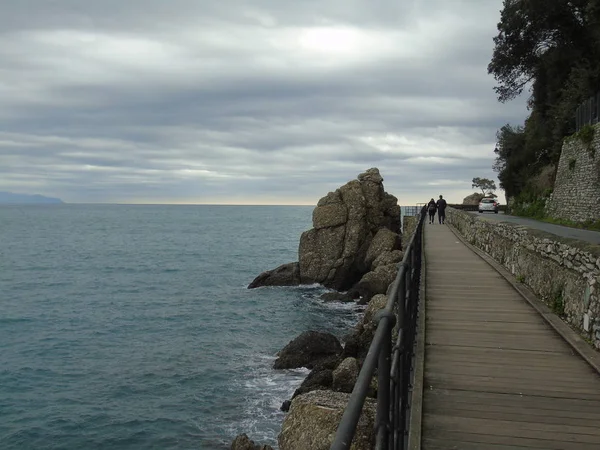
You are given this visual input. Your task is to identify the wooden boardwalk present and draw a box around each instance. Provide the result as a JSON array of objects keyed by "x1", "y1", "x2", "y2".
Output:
[{"x1": 421, "y1": 222, "x2": 600, "y2": 450}]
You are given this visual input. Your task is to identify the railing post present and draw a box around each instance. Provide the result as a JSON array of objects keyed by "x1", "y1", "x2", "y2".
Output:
[{"x1": 375, "y1": 320, "x2": 392, "y2": 450}]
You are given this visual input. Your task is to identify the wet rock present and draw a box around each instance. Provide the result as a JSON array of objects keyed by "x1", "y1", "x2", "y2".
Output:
[
  {"x1": 273, "y1": 331, "x2": 343, "y2": 370},
  {"x1": 248, "y1": 262, "x2": 301, "y2": 289}
]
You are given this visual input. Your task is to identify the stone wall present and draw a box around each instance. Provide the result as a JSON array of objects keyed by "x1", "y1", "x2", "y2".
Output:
[
  {"x1": 546, "y1": 124, "x2": 600, "y2": 222},
  {"x1": 446, "y1": 208, "x2": 600, "y2": 349}
]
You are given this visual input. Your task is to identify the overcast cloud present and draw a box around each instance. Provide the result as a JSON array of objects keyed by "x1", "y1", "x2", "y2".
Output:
[{"x1": 0, "y1": 0, "x2": 527, "y2": 205}]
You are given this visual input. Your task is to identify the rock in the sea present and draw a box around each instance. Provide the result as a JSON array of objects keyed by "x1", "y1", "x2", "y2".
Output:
[
  {"x1": 248, "y1": 262, "x2": 301, "y2": 289},
  {"x1": 250, "y1": 168, "x2": 402, "y2": 293},
  {"x1": 278, "y1": 390, "x2": 376, "y2": 450},
  {"x1": 231, "y1": 433, "x2": 274, "y2": 450},
  {"x1": 273, "y1": 331, "x2": 343, "y2": 370},
  {"x1": 292, "y1": 367, "x2": 334, "y2": 398},
  {"x1": 332, "y1": 357, "x2": 360, "y2": 393}
]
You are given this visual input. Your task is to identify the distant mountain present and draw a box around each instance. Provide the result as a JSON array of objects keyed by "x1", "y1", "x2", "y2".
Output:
[{"x1": 0, "y1": 192, "x2": 64, "y2": 204}]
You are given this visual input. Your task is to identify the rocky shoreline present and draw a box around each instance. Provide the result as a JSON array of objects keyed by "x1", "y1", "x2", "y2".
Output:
[{"x1": 232, "y1": 168, "x2": 407, "y2": 450}]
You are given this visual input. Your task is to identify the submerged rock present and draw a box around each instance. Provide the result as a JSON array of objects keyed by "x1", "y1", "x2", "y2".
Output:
[
  {"x1": 273, "y1": 331, "x2": 343, "y2": 370},
  {"x1": 247, "y1": 262, "x2": 301, "y2": 288},
  {"x1": 278, "y1": 390, "x2": 376, "y2": 450}
]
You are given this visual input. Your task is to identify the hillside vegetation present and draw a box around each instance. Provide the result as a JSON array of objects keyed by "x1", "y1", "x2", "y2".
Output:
[{"x1": 489, "y1": 0, "x2": 600, "y2": 210}]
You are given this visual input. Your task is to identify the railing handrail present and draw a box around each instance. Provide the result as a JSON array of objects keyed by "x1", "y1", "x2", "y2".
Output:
[{"x1": 331, "y1": 206, "x2": 427, "y2": 450}]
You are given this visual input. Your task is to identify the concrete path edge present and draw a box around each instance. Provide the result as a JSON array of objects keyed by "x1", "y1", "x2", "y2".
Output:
[{"x1": 446, "y1": 222, "x2": 600, "y2": 375}]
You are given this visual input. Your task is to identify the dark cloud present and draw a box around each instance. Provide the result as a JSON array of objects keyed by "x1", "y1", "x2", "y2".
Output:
[{"x1": 0, "y1": 0, "x2": 527, "y2": 204}]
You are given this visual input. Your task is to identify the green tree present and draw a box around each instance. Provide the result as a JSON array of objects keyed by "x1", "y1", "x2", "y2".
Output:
[
  {"x1": 472, "y1": 177, "x2": 497, "y2": 197},
  {"x1": 488, "y1": 0, "x2": 600, "y2": 199},
  {"x1": 493, "y1": 124, "x2": 527, "y2": 199}
]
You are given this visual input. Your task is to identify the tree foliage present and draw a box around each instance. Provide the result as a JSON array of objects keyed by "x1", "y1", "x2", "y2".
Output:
[
  {"x1": 489, "y1": 0, "x2": 600, "y2": 200},
  {"x1": 471, "y1": 177, "x2": 497, "y2": 196}
]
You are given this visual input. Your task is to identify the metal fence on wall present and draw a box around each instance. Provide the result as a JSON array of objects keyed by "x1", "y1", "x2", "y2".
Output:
[{"x1": 575, "y1": 91, "x2": 600, "y2": 132}]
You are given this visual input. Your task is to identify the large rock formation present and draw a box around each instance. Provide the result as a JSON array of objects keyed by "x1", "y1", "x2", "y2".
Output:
[
  {"x1": 249, "y1": 168, "x2": 402, "y2": 300},
  {"x1": 278, "y1": 390, "x2": 376, "y2": 450}
]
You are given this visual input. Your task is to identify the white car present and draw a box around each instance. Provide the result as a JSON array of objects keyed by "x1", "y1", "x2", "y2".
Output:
[{"x1": 479, "y1": 198, "x2": 499, "y2": 213}]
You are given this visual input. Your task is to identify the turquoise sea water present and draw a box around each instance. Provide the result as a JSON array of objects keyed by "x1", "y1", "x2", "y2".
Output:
[{"x1": 1, "y1": 205, "x2": 366, "y2": 450}]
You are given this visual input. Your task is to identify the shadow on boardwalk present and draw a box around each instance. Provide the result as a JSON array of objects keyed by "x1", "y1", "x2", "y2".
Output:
[{"x1": 422, "y1": 222, "x2": 600, "y2": 450}]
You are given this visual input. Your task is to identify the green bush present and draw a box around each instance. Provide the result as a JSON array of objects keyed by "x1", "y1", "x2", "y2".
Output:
[
  {"x1": 511, "y1": 191, "x2": 547, "y2": 219},
  {"x1": 578, "y1": 124, "x2": 595, "y2": 145},
  {"x1": 551, "y1": 288, "x2": 565, "y2": 317}
]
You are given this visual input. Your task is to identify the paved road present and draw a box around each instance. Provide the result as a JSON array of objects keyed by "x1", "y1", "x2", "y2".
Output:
[{"x1": 466, "y1": 211, "x2": 600, "y2": 245}]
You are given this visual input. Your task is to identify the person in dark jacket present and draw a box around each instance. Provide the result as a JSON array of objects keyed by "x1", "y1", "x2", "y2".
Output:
[
  {"x1": 427, "y1": 198, "x2": 437, "y2": 224},
  {"x1": 436, "y1": 195, "x2": 447, "y2": 224}
]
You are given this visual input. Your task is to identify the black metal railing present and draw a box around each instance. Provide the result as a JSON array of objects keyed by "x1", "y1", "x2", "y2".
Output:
[
  {"x1": 575, "y1": 91, "x2": 600, "y2": 132},
  {"x1": 331, "y1": 206, "x2": 427, "y2": 450},
  {"x1": 402, "y1": 205, "x2": 421, "y2": 217}
]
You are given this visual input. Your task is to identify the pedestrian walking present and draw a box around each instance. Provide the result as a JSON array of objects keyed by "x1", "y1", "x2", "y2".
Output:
[
  {"x1": 436, "y1": 195, "x2": 447, "y2": 224},
  {"x1": 427, "y1": 198, "x2": 437, "y2": 224}
]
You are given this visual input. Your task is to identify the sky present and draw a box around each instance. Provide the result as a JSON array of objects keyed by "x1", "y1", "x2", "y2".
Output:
[{"x1": 0, "y1": 0, "x2": 528, "y2": 205}]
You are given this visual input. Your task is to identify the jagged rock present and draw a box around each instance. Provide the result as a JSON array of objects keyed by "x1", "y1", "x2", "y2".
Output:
[
  {"x1": 281, "y1": 400, "x2": 292, "y2": 412},
  {"x1": 278, "y1": 390, "x2": 376, "y2": 450},
  {"x1": 250, "y1": 168, "x2": 402, "y2": 293},
  {"x1": 298, "y1": 226, "x2": 347, "y2": 286},
  {"x1": 341, "y1": 331, "x2": 360, "y2": 358},
  {"x1": 282, "y1": 356, "x2": 342, "y2": 411},
  {"x1": 351, "y1": 294, "x2": 388, "y2": 360},
  {"x1": 332, "y1": 357, "x2": 360, "y2": 393},
  {"x1": 350, "y1": 264, "x2": 398, "y2": 304},
  {"x1": 292, "y1": 367, "x2": 333, "y2": 398},
  {"x1": 360, "y1": 294, "x2": 388, "y2": 333},
  {"x1": 372, "y1": 250, "x2": 403, "y2": 268},
  {"x1": 463, "y1": 192, "x2": 484, "y2": 205},
  {"x1": 248, "y1": 262, "x2": 301, "y2": 288},
  {"x1": 365, "y1": 228, "x2": 401, "y2": 268},
  {"x1": 313, "y1": 202, "x2": 348, "y2": 229},
  {"x1": 230, "y1": 433, "x2": 274, "y2": 450},
  {"x1": 273, "y1": 331, "x2": 343, "y2": 370}
]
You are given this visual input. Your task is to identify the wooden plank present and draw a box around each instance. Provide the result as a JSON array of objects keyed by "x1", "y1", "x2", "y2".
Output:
[
  {"x1": 421, "y1": 223, "x2": 600, "y2": 448},
  {"x1": 427, "y1": 388, "x2": 600, "y2": 414},
  {"x1": 422, "y1": 438, "x2": 540, "y2": 450},
  {"x1": 422, "y1": 432, "x2": 600, "y2": 450},
  {"x1": 425, "y1": 414, "x2": 600, "y2": 441},
  {"x1": 422, "y1": 403, "x2": 600, "y2": 427}
]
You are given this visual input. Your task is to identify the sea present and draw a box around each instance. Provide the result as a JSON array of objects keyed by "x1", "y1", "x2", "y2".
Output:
[{"x1": 0, "y1": 205, "x2": 412, "y2": 450}]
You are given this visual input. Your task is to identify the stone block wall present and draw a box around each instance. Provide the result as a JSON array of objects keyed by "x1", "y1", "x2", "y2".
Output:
[
  {"x1": 546, "y1": 124, "x2": 600, "y2": 222},
  {"x1": 446, "y1": 208, "x2": 600, "y2": 349}
]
